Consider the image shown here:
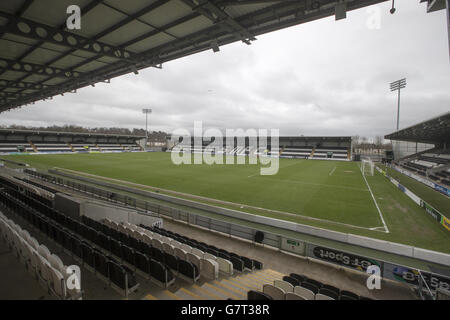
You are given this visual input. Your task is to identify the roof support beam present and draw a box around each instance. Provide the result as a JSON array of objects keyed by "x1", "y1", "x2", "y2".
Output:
[
  {"x1": 0, "y1": 58, "x2": 83, "y2": 79},
  {"x1": 0, "y1": 80, "x2": 53, "y2": 91},
  {"x1": 0, "y1": 0, "x2": 104, "y2": 91},
  {"x1": 181, "y1": 0, "x2": 256, "y2": 44},
  {"x1": 0, "y1": 11, "x2": 135, "y2": 62}
]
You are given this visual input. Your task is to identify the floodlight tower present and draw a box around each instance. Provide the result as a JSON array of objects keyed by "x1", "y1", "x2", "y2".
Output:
[
  {"x1": 390, "y1": 78, "x2": 406, "y2": 131},
  {"x1": 142, "y1": 108, "x2": 152, "y2": 149}
]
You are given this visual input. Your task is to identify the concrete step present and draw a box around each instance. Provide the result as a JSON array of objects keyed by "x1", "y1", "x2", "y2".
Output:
[
  {"x1": 142, "y1": 293, "x2": 158, "y2": 300},
  {"x1": 140, "y1": 269, "x2": 286, "y2": 300},
  {"x1": 190, "y1": 283, "x2": 226, "y2": 300},
  {"x1": 157, "y1": 289, "x2": 182, "y2": 300},
  {"x1": 202, "y1": 282, "x2": 241, "y2": 300},
  {"x1": 226, "y1": 275, "x2": 261, "y2": 291},
  {"x1": 176, "y1": 287, "x2": 205, "y2": 300},
  {"x1": 212, "y1": 280, "x2": 247, "y2": 299}
]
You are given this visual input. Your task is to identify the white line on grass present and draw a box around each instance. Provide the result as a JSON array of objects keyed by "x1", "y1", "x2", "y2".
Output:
[
  {"x1": 358, "y1": 163, "x2": 390, "y2": 233},
  {"x1": 247, "y1": 159, "x2": 302, "y2": 178},
  {"x1": 329, "y1": 166, "x2": 336, "y2": 176}
]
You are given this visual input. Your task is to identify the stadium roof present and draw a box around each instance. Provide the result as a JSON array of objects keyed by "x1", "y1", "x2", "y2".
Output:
[
  {"x1": 0, "y1": 0, "x2": 388, "y2": 113},
  {"x1": 384, "y1": 112, "x2": 450, "y2": 145},
  {"x1": 0, "y1": 128, "x2": 145, "y2": 139}
]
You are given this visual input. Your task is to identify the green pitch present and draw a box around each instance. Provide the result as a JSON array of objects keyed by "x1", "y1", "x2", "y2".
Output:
[{"x1": 3, "y1": 152, "x2": 450, "y2": 253}]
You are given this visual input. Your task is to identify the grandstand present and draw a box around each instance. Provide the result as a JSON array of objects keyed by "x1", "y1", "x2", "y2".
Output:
[
  {"x1": 0, "y1": 128, "x2": 144, "y2": 154},
  {"x1": 171, "y1": 136, "x2": 351, "y2": 160},
  {"x1": 385, "y1": 112, "x2": 450, "y2": 191}
]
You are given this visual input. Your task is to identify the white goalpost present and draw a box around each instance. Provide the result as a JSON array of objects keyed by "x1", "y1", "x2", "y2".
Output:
[{"x1": 361, "y1": 158, "x2": 375, "y2": 176}]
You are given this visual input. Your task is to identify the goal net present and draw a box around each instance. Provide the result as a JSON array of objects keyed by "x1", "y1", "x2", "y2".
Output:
[{"x1": 361, "y1": 159, "x2": 374, "y2": 176}]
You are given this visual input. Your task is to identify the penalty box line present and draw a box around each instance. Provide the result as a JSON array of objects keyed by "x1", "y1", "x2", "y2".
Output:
[{"x1": 358, "y1": 163, "x2": 390, "y2": 234}]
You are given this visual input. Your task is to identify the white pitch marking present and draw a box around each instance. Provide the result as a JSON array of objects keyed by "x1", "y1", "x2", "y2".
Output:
[
  {"x1": 329, "y1": 166, "x2": 336, "y2": 176},
  {"x1": 359, "y1": 163, "x2": 390, "y2": 233},
  {"x1": 247, "y1": 159, "x2": 302, "y2": 178}
]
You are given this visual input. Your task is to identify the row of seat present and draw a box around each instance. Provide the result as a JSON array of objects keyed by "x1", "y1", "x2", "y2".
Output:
[
  {"x1": 0, "y1": 188, "x2": 139, "y2": 297},
  {"x1": 248, "y1": 272, "x2": 372, "y2": 300},
  {"x1": 140, "y1": 223, "x2": 263, "y2": 273},
  {"x1": 83, "y1": 216, "x2": 200, "y2": 286},
  {"x1": 99, "y1": 218, "x2": 217, "y2": 282},
  {"x1": 0, "y1": 209, "x2": 82, "y2": 300}
]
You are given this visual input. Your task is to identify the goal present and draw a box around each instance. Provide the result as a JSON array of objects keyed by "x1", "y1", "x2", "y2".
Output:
[{"x1": 361, "y1": 159, "x2": 374, "y2": 176}]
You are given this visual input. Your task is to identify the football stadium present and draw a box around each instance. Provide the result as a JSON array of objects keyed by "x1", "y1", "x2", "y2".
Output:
[{"x1": 0, "y1": 0, "x2": 449, "y2": 307}]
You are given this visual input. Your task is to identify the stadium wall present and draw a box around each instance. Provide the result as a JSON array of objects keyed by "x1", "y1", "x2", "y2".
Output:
[
  {"x1": 376, "y1": 166, "x2": 450, "y2": 232},
  {"x1": 47, "y1": 168, "x2": 450, "y2": 266}
]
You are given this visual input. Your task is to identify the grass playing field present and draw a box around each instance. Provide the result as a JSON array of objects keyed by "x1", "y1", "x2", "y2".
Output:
[{"x1": 3, "y1": 152, "x2": 450, "y2": 253}]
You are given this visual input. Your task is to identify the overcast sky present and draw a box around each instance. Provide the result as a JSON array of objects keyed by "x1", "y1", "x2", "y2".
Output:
[{"x1": 1, "y1": 0, "x2": 449, "y2": 139}]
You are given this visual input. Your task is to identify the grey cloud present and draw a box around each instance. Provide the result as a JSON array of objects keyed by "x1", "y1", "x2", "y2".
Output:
[{"x1": 1, "y1": 0, "x2": 448, "y2": 139}]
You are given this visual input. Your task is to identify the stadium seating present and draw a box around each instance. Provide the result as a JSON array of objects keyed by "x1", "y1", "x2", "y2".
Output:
[
  {"x1": 313, "y1": 147, "x2": 348, "y2": 159},
  {"x1": 122, "y1": 144, "x2": 142, "y2": 151},
  {"x1": 281, "y1": 146, "x2": 313, "y2": 158},
  {"x1": 399, "y1": 149, "x2": 450, "y2": 186},
  {"x1": 0, "y1": 210, "x2": 82, "y2": 300},
  {"x1": 0, "y1": 142, "x2": 33, "y2": 153},
  {"x1": 0, "y1": 141, "x2": 142, "y2": 154},
  {"x1": 262, "y1": 284, "x2": 285, "y2": 300},
  {"x1": 139, "y1": 224, "x2": 262, "y2": 275},
  {"x1": 0, "y1": 184, "x2": 141, "y2": 297},
  {"x1": 33, "y1": 143, "x2": 72, "y2": 153},
  {"x1": 97, "y1": 144, "x2": 125, "y2": 152},
  {"x1": 71, "y1": 143, "x2": 99, "y2": 152}
]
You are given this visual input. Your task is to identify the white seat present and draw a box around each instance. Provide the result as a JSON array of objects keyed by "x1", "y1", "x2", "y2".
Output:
[
  {"x1": 142, "y1": 234, "x2": 152, "y2": 244},
  {"x1": 315, "y1": 293, "x2": 335, "y2": 300},
  {"x1": 200, "y1": 258, "x2": 219, "y2": 280},
  {"x1": 18, "y1": 238, "x2": 29, "y2": 263},
  {"x1": 151, "y1": 238, "x2": 163, "y2": 250},
  {"x1": 161, "y1": 236, "x2": 172, "y2": 244},
  {"x1": 20, "y1": 229, "x2": 30, "y2": 242},
  {"x1": 171, "y1": 240, "x2": 181, "y2": 249},
  {"x1": 285, "y1": 292, "x2": 307, "y2": 300},
  {"x1": 162, "y1": 243, "x2": 175, "y2": 255},
  {"x1": 28, "y1": 247, "x2": 39, "y2": 275},
  {"x1": 28, "y1": 237, "x2": 39, "y2": 250},
  {"x1": 49, "y1": 254, "x2": 66, "y2": 274},
  {"x1": 180, "y1": 244, "x2": 192, "y2": 253},
  {"x1": 187, "y1": 253, "x2": 201, "y2": 271},
  {"x1": 294, "y1": 286, "x2": 315, "y2": 300},
  {"x1": 144, "y1": 230, "x2": 153, "y2": 237},
  {"x1": 263, "y1": 284, "x2": 285, "y2": 300},
  {"x1": 203, "y1": 253, "x2": 216, "y2": 261},
  {"x1": 274, "y1": 280, "x2": 294, "y2": 293},
  {"x1": 135, "y1": 232, "x2": 146, "y2": 242},
  {"x1": 152, "y1": 233, "x2": 162, "y2": 241},
  {"x1": 37, "y1": 245, "x2": 51, "y2": 260},
  {"x1": 174, "y1": 247, "x2": 187, "y2": 261},
  {"x1": 216, "y1": 257, "x2": 233, "y2": 276},
  {"x1": 49, "y1": 266, "x2": 67, "y2": 299},
  {"x1": 37, "y1": 255, "x2": 52, "y2": 283}
]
